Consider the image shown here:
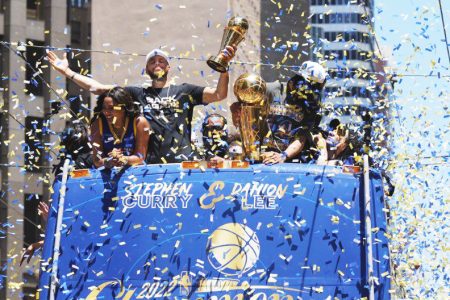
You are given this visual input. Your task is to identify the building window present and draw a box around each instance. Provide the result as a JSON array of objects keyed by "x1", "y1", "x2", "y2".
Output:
[
  {"x1": 312, "y1": 0, "x2": 368, "y2": 5},
  {"x1": 27, "y1": 0, "x2": 44, "y2": 20},
  {"x1": 25, "y1": 40, "x2": 45, "y2": 97},
  {"x1": 23, "y1": 193, "x2": 42, "y2": 247},
  {"x1": 324, "y1": 50, "x2": 368, "y2": 61},
  {"x1": 24, "y1": 116, "x2": 46, "y2": 172},
  {"x1": 71, "y1": 21, "x2": 81, "y2": 44},
  {"x1": 0, "y1": 112, "x2": 4, "y2": 160},
  {"x1": 88, "y1": 22, "x2": 91, "y2": 41},
  {"x1": 70, "y1": 0, "x2": 90, "y2": 8},
  {"x1": 312, "y1": 13, "x2": 363, "y2": 25},
  {"x1": 323, "y1": 31, "x2": 370, "y2": 43},
  {"x1": 27, "y1": 0, "x2": 38, "y2": 9},
  {"x1": 0, "y1": 34, "x2": 3, "y2": 90},
  {"x1": 68, "y1": 94, "x2": 82, "y2": 117}
]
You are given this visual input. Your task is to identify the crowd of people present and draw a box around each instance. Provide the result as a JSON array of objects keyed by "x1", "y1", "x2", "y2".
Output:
[{"x1": 47, "y1": 45, "x2": 364, "y2": 174}]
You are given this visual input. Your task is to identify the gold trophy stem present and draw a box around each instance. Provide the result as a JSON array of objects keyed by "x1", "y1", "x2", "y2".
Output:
[{"x1": 239, "y1": 105, "x2": 269, "y2": 163}]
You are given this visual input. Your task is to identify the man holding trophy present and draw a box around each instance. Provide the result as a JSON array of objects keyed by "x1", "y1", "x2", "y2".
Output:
[{"x1": 46, "y1": 17, "x2": 249, "y2": 164}]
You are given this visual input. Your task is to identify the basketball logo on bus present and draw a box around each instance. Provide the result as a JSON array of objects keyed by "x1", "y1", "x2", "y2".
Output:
[{"x1": 207, "y1": 223, "x2": 260, "y2": 276}]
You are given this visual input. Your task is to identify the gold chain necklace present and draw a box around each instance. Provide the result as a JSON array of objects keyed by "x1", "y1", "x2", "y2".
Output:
[{"x1": 107, "y1": 117, "x2": 129, "y2": 145}]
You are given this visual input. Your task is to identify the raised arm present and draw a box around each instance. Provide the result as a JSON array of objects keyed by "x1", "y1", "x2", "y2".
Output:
[
  {"x1": 47, "y1": 51, "x2": 114, "y2": 95},
  {"x1": 202, "y1": 45, "x2": 236, "y2": 104}
]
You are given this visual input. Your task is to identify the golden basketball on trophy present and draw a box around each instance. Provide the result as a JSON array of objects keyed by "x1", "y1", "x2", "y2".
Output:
[
  {"x1": 233, "y1": 73, "x2": 268, "y2": 162},
  {"x1": 234, "y1": 73, "x2": 267, "y2": 105},
  {"x1": 207, "y1": 16, "x2": 249, "y2": 73}
]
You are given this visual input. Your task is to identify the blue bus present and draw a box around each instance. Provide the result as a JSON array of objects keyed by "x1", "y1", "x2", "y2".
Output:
[{"x1": 38, "y1": 158, "x2": 390, "y2": 299}]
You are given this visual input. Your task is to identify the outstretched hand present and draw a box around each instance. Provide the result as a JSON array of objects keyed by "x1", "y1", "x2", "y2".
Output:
[
  {"x1": 38, "y1": 201, "x2": 49, "y2": 221},
  {"x1": 20, "y1": 240, "x2": 44, "y2": 266},
  {"x1": 47, "y1": 51, "x2": 69, "y2": 74}
]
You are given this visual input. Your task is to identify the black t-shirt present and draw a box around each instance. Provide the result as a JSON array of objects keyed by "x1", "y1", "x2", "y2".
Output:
[{"x1": 125, "y1": 84, "x2": 204, "y2": 163}]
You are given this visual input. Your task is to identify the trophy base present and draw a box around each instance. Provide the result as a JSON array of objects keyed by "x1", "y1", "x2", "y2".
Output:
[{"x1": 207, "y1": 56, "x2": 228, "y2": 73}]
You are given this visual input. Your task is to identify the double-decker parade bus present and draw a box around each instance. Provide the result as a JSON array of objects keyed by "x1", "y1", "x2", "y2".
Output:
[{"x1": 37, "y1": 155, "x2": 390, "y2": 299}]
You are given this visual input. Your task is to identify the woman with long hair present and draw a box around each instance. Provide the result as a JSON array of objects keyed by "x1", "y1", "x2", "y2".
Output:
[{"x1": 90, "y1": 87, "x2": 150, "y2": 168}]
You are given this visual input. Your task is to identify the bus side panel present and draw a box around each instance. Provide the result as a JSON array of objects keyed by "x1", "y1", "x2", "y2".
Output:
[
  {"x1": 38, "y1": 164, "x2": 390, "y2": 299},
  {"x1": 38, "y1": 179, "x2": 62, "y2": 299},
  {"x1": 369, "y1": 171, "x2": 391, "y2": 299}
]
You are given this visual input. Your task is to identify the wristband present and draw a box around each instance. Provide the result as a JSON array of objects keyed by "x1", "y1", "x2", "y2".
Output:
[{"x1": 281, "y1": 151, "x2": 288, "y2": 161}]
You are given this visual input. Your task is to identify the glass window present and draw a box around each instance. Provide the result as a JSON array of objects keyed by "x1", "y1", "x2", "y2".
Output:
[
  {"x1": 0, "y1": 112, "x2": 3, "y2": 159},
  {"x1": 71, "y1": 20, "x2": 81, "y2": 44},
  {"x1": 27, "y1": 0, "x2": 44, "y2": 20},
  {"x1": 69, "y1": 0, "x2": 90, "y2": 8},
  {"x1": 27, "y1": 0, "x2": 37, "y2": 9},
  {"x1": 25, "y1": 40, "x2": 45, "y2": 96},
  {"x1": 68, "y1": 94, "x2": 83, "y2": 117},
  {"x1": 344, "y1": 13, "x2": 351, "y2": 23},
  {"x1": 24, "y1": 194, "x2": 42, "y2": 247},
  {"x1": 24, "y1": 116, "x2": 46, "y2": 172},
  {"x1": 329, "y1": 14, "x2": 336, "y2": 23}
]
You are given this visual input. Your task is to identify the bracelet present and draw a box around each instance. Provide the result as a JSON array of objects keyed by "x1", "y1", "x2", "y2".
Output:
[{"x1": 281, "y1": 151, "x2": 288, "y2": 161}]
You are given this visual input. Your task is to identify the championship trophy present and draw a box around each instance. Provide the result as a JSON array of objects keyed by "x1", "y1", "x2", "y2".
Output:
[
  {"x1": 233, "y1": 73, "x2": 268, "y2": 162},
  {"x1": 207, "y1": 16, "x2": 248, "y2": 73}
]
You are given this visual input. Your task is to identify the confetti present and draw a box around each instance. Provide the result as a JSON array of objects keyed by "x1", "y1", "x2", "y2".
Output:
[{"x1": 3, "y1": 2, "x2": 448, "y2": 300}]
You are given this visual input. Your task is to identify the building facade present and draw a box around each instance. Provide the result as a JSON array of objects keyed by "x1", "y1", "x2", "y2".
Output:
[
  {"x1": 0, "y1": 1, "x2": 91, "y2": 298},
  {"x1": 310, "y1": 0, "x2": 378, "y2": 126}
]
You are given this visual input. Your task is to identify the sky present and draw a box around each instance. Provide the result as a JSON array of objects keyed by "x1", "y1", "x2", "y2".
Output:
[{"x1": 375, "y1": 0, "x2": 449, "y2": 297}]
